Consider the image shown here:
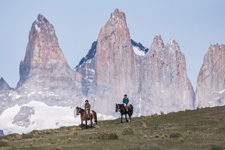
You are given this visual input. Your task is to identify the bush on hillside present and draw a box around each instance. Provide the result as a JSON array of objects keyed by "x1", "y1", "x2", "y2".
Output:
[
  {"x1": 97, "y1": 132, "x2": 118, "y2": 140},
  {"x1": 122, "y1": 127, "x2": 134, "y2": 135},
  {"x1": 0, "y1": 140, "x2": 9, "y2": 147},
  {"x1": 22, "y1": 133, "x2": 33, "y2": 139},
  {"x1": 170, "y1": 133, "x2": 182, "y2": 138},
  {"x1": 210, "y1": 144, "x2": 223, "y2": 150}
]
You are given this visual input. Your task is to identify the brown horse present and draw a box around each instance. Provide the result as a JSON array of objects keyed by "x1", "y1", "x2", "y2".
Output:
[
  {"x1": 115, "y1": 104, "x2": 133, "y2": 123},
  {"x1": 76, "y1": 107, "x2": 97, "y2": 129}
]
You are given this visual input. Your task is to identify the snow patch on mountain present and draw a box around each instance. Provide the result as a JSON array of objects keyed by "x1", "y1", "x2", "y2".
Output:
[
  {"x1": 218, "y1": 89, "x2": 225, "y2": 94},
  {"x1": 133, "y1": 46, "x2": 145, "y2": 56},
  {"x1": 0, "y1": 101, "x2": 115, "y2": 135}
]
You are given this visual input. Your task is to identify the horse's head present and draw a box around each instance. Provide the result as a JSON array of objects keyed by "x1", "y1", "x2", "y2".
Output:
[{"x1": 76, "y1": 107, "x2": 80, "y2": 115}]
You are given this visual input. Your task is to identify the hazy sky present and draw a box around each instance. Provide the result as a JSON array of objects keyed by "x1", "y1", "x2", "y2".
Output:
[{"x1": 0, "y1": 0, "x2": 225, "y2": 90}]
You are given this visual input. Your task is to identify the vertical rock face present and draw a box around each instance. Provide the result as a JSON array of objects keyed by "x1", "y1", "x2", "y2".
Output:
[
  {"x1": 0, "y1": 77, "x2": 11, "y2": 91},
  {"x1": 76, "y1": 9, "x2": 137, "y2": 114},
  {"x1": 138, "y1": 36, "x2": 195, "y2": 115},
  {"x1": 76, "y1": 9, "x2": 195, "y2": 115},
  {"x1": 94, "y1": 9, "x2": 136, "y2": 100},
  {"x1": 14, "y1": 14, "x2": 78, "y2": 106},
  {"x1": 196, "y1": 44, "x2": 225, "y2": 108},
  {"x1": 17, "y1": 14, "x2": 74, "y2": 89}
]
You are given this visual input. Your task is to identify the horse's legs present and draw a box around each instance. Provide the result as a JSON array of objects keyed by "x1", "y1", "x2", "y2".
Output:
[
  {"x1": 95, "y1": 116, "x2": 98, "y2": 125},
  {"x1": 89, "y1": 116, "x2": 92, "y2": 128},
  {"x1": 81, "y1": 120, "x2": 83, "y2": 129},
  {"x1": 125, "y1": 113, "x2": 128, "y2": 122},
  {"x1": 85, "y1": 119, "x2": 88, "y2": 129},
  {"x1": 128, "y1": 112, "x2": 131, "y2": 122},
  {"x1": 121, "y1": 114, "x2": 123, "y2": 123}
]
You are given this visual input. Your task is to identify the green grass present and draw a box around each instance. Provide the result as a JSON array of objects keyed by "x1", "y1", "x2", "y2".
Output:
[
  {"x1": 0, "y1": 140, "x2": 9, "y2": 147},
  {"x1": 1, "y1": 106, "x2": 225, "y2": 150}
]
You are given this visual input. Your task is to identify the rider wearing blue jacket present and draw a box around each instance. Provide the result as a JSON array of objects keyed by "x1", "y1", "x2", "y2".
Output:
[{"x1": 123, "y1": 94, "x2": 129, "y2": 111}]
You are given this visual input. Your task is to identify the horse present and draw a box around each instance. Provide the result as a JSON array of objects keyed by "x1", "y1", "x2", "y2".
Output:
[
  {"x1": 76, "y1": 107, "x2": 97, "y2": 129},
  {"x1": 115, "y1": 104, "x2": 133, "y2": 123}
]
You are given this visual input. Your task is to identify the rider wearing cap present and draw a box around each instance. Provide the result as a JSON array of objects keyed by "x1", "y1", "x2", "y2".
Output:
[
  {"x1": 123, "y1": 94, "x2": 129, "y2": 111},
  {"x1": 84, "y1": 100, "x2": 91, "y2": 119}
]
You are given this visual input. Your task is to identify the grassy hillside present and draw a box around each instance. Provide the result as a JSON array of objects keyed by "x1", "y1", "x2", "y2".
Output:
[{"x1": 1, "y1": 106, "x2": 225, "y2": 150}]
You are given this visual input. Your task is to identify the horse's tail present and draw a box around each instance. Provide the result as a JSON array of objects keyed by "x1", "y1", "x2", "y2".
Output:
[
  {"x1": 130, "y1": 104, "x2": 133, "y2": 116},
  {"x1": 93, "y1": 110, "x2": 97, "y2": 125}
]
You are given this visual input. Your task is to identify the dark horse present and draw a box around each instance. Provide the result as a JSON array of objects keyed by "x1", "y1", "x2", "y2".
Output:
[
  {"x1": 76, "y1": 107, "x2": 97, "y2": 129},
  {"x1": 115, "y1": 104, "x2": 133, "y2": 123}
]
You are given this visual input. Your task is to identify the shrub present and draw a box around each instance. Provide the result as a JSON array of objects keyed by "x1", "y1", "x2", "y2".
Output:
[
  {"x1": 0, "y1": 140, "x2": 9, "y2": 147},
  {"x1": 149, "y1": 146, "x2": 161, "y2": 150},
  {"x1": 210, "y1": 144, "x2": 223, "y2": 150},
  {"x1": 56, "y1": 147, "x2": 62, "y2": 150},
  {"x1": 142, "y1": 122, "x2": 147, "y2": 129},
  {"x1": 179, "y1": 138, "x2": 184, "y2": 142},
  {"x1": 97, "y1": 132, "x2": 118, "y2": 140},
  {"x1": 122, "y1": 127, "x2": 134, "y2": 135},
  {"x1": 22, "y1": 133, "x2": 33, "y2": 139},
  {"x1": 143, "y1": 134, "x2": 148, "y2": 139},
  {"x1": 170, "y1": 133, "x2": 182, "y2": 138},
  {"x1": 68, "y1": 137, "x2": 72, "y2": 142},
  {"x1": 58, "y1": 126, "x2": 68, "y2": 131},
  {"x1": 187, "y1": 130, "x2": 192, "y2": 134},
  {"x1": 129, "y1": 145, "x2": 161, "y2": 150},
  {"x1": 14, "y1": 134, "x2": 22, "y2": 140},
  {"x1": 162, "y1": 134, "x2": 168, "y2": 138},
  {"x1": 44, "y1": 130, "x2": 51, "y2": 134}
]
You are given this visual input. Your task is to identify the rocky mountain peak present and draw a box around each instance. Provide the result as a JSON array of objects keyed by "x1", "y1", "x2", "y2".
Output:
[
  {"x1": 150, "y1": 35, "x2": 164, "y2": 51},
  {"x1": 106, "y1": 9, "x2": 127, "y2": 27},
  {"x1": 166, "y1": 39, "x2": 181, "y2": 52},
  {"x1": 30, "y1": 14, "x2": 55, "y2": 39},
  {"x1": 0, "y1": 77, "x2": 11, "y2": 91},
  {"x1": 17, "y1": 14, "x2": 72, "y2": 88},
  {"x1": 37, "y1": 14, "x2": 48, "y2": 23}
]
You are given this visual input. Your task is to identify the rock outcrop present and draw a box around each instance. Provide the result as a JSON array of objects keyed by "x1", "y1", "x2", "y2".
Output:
[
  {"x1": 196, "y1": 44, "x2": 225, "y2": 108},
  {"x1": 17, "y1": 14, "x2": 75, "y2": 90},
  {"x1": 0, "y1": 14, "x2": 82, "y2": 111},
  {"x1": 138, "y1": 36, "x2": 195, "y2": 115},
  {"x1": 13, "y1": 106, "x2": 35, "y2": 128},
  {"x1": 0, "y1": 77, "x2": 11, "y2": 91}
]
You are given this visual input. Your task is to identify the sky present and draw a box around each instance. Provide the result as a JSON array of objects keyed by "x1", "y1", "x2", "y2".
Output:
[{"x1": 0, "y1": 0, "x2": 225, "y2": 90}]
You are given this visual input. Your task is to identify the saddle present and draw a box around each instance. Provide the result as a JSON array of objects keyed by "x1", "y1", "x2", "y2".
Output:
[
  {"x1": 123, "y1": 104, "x2": 130, "y2": 112},
  {"x1": 86, "y1": 110, "x2": 93, "y2": 119}
]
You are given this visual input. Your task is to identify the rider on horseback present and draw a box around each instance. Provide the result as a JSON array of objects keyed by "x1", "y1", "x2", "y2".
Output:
[
  {"x1": 123, "y1": 94, "x2": 129, "y2": 111},
  {"x1": 84, "y1": 100, "x2": 91, "y2": 119}
]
